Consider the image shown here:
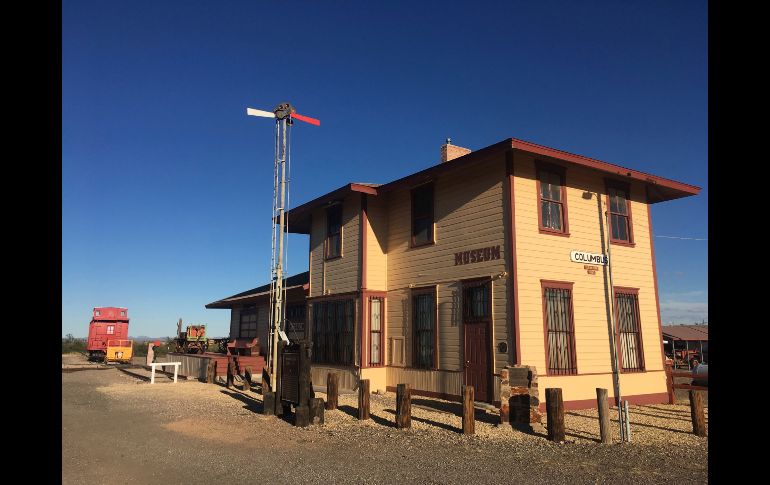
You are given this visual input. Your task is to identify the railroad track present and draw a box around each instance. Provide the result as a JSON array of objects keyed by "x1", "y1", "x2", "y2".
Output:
[{"x1": 61, "y1": 362, "x2": 140, "y2": 373}]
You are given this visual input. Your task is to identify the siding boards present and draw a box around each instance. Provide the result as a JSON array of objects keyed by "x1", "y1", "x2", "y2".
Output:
[
  {"x1": 366, "y1": 195, "x2": 388, "y2": 291},
  {"x1": 385, "y1": 156, "x2": 509, "y2": 374},
  {"x1": 309, "y1": 194, "x2": 361, "y2": 297},
  {"x1": 386, "y1": 367, "x2": 463, "y2": 397},
  {"x1": 513, "y1": 153, "x2": 664, "y2": 381}
]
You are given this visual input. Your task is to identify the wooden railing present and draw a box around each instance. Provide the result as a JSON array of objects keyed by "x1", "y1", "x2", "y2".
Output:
[{"x1": 665, "y1": 362, "x2": 707, "y2": 404}]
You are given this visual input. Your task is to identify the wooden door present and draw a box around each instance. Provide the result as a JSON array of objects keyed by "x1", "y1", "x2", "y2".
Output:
[
  {"x1": 463, "y1": 279, "x2": 492, "y2": 402},
  {"x1": 464, "y1": 322, "x2": 490, "y2": 402}
]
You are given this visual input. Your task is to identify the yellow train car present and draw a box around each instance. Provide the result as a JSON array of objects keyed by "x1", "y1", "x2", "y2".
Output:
[{"x1": 106, "y1": 339, "x2": 133, "y2": 363}]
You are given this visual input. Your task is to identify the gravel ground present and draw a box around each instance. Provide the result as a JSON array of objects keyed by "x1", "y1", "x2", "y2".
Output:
[{"x1": 62, "y1": 353, "x2": 707, "y2": 484}]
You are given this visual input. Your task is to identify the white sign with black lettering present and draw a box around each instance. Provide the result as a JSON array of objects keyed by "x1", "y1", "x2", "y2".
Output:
[{"x1": 570, "y1": 250, "x2": 609, "y2": 265}]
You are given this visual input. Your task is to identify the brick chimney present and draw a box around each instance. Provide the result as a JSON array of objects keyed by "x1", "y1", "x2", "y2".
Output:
[{"x1": 440, "y1": 138, "x2": 471, "y2": 163}]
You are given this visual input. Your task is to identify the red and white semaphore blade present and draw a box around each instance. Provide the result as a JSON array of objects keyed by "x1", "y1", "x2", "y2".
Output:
[
  {"x1": 246, "y1": 108, "x2": 276, "y2": 118},
  {"x1": 290, "y1": 112, "x2": 321, "y2": 126}
]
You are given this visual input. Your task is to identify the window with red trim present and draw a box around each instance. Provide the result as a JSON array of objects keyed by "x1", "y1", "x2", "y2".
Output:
[
  {"x1": 325, "y1": 204, "x2": 342, "y2": 259},
  {"x1": 412, "y1": 287, "x2": 436, "y2": 369},
  {"x1": 615, "y1": 290, "x2": 645, "y2": 372},
  {"x1": 369, "y1": 297, "x2": 384, "y2": 366},
  {"x1": 411, "y1": 183, "x2": 434, "y2": 246},
  {"x1": 542, "y1": 283, "x2": 577, "y2": 375},
  {"x1": 538, "y1": 168, "x2": 568, "y2": 234},
  {"x1": 608, "y1": 186, "x2": 633, "y2": 244}
]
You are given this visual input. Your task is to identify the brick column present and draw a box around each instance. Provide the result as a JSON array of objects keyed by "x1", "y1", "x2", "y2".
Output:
[{"x1": 500, "y1": 365, "x2": 543, "y2": 433}]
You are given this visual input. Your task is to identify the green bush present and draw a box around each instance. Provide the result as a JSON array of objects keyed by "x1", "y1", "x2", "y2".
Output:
[{"x1": 61, "y1": 339, "x2": 87, "y2": 354}]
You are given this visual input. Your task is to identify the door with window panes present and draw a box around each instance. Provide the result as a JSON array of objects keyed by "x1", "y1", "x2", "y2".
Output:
[{"x1": 463, "y1": 279, "x2": 492, "y2": 402}]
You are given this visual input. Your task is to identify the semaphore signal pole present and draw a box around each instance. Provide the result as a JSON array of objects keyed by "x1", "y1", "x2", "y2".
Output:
[{"x1": 246, "y1": 102, "x2": 320, "y2": 393}]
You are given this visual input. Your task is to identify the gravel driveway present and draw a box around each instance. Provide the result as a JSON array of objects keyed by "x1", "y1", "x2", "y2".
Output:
[{"x1": 62, "y1": 354, "x2": 707, "y2": 484}]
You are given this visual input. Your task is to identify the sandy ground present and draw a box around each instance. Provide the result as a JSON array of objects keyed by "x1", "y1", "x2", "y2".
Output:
[{"x1": 62, "y1": 353, "x2": 707, "y2": 484}]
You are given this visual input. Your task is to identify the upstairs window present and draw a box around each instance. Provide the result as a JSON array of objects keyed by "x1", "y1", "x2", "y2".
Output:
[
  {"x1": 239, "y1": 306, "x2": 257, "y2": 339},
  {"x1": 607, "y1": 182, "x2": 634, "y2": 244},
  {"x1": 325, "y1": 204, "x2": 342, "y2": 259},
  {"x1": 95, "y1": 310, "x2": 101, "y2": 317},
  {"x1": 411, "y1": 183, "x2": 434, "y2": 246},
  {"x1": 120, "y1": 310, "x2": 126, "y2": 317},
  {"x1": 537, "y1": 163, "x2": 568, "y2": 235}
]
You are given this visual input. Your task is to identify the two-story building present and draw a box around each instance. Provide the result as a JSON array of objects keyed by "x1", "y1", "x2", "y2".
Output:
[{"x1": 207, "y1": 136, "x2": 700, "y2": 409}]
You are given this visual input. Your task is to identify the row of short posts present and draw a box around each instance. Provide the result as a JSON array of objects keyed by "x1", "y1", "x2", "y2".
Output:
[
  {"x1": 207, "y1": 358, "x2": 707, "y2": 439},
  {"x1": 327, "y1": 376, "x2": 475, "y2": 434},
  {"x1": 543, "y1": 387, "x2": 707, "y2": 443}
]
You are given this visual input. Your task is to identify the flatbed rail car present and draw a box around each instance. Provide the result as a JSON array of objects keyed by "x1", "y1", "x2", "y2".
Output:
[{"x1": 87, "y1": 307, "x2": 130, "y2": 361}]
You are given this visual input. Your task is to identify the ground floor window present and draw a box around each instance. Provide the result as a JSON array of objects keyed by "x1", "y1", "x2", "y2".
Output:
[
  {"x1": 312, "y1": 299, "x2": 354, "y2": 365},
  {"x1": 412, "y1": 287, "x2": 436, "y2": 369},
  {"x1": 285, "y1": 304, "x2": 306, "y2": 334},
  {"x1": 542, "y1": 282, "x2": 577, "y2": 375},
  {"x1": 615, "y1": 290, "x2": 645, "y2": 372},
  {"x1": 239, "y1": 306, "x2": 257, "y2": 338},
  {"x1": 369, "y1": 297, "x2": 384, "y2": 366}
]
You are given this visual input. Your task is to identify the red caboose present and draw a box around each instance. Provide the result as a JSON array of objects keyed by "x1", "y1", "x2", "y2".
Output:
[{"x1": 87, "y1": 307, "x2": 130, "y2": 361}]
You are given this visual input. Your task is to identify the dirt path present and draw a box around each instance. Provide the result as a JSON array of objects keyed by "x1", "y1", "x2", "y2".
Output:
[{"x1": 62, "y1": 357, "x2": 707, "y2": 484}]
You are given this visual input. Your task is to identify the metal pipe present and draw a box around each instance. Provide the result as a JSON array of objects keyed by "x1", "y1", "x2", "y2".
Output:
[
  {"x1": 624, "y1": 400, "x2": 631, "y2": 442},
  {"x1": 598, "y1": 192, "x2": 624, "y2": 442}
]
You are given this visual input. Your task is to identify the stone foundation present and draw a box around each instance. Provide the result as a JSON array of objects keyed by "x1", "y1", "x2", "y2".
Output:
[{"x1": 499, "y1": 365, "x2": 543, "y2": 433}]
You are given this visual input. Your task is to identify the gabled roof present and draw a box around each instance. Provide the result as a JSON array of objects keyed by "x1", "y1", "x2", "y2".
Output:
[
  {"x1": 285, "y1": 183, "x2": 380, "y2": 234},
  {"x1": 662, "y1": 324, "x2": 709, "y2": 341},
  {"x1": 285, "y1": 136, "x2": 701, "y2": 234},
  {"x1": 205, "y1": 271, "x2": 309, "y2": 309}
]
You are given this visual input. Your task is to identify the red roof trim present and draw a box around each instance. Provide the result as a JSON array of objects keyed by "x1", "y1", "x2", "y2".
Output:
[{"x1": 509, "y1": 138, "x2": 701, "y2": 196}]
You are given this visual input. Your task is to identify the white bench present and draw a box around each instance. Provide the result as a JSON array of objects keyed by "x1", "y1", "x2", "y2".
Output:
[{"x1": 150, "y1": 362, "x2": 181, "y2": 384}]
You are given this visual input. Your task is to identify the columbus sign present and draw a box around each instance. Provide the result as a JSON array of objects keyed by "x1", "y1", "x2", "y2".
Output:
[{"x1": 570, "y1": 250, "x2": 608, "y2": 265}]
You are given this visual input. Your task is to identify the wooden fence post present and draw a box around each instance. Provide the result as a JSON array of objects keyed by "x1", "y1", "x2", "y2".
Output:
[
  {"x1": 309, "y1": 397, "x2": 325, "y2": 425},
  {"x1": 689, "y1": 390, "x2": 707, "y2": 437},
  {"x1": 358, "y1": 379, "x2": 370, "y2": 420},
  {"x1": 245, "y1": 366, "x2": 253, "y2": 385},
  {"x1": 326, "y1": 373, "x2": 339, "y2": 410},
  {"x1": 665, "y1": 362, "x2": 675, "y2": 404},
  {"x1": 206, "y1": 360, "x2": 216, "y2": 384},
  {"x1": 242, "y1": 366, "x2": 251, "y2": 392},
  {"x1": 462, "y1": 385, "x2": 475, "y2": 435},
  {"x1": 596, "y1": 388, "x2": 611, "y2": 444},
  {"x1": 545, "y1": 388, "x2": 565, "y2": 442},
  {"x1": 396, "y1": 383, "x2": 411, "y2": 429},
  {"x1": 226, "y1": 360, "x2": 234, "y2": 389}
]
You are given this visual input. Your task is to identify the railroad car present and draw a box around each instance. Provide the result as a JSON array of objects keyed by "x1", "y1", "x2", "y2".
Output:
[
  {"x1": 86, "y1": 307, "x2": 129, "y2": 361},
  {"x1": 106, "y1": 339, "x2": 134, "y2": 363}
]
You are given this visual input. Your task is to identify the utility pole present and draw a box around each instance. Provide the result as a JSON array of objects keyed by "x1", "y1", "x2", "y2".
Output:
[{"x1": 597, "y1": 192, "x2": 625, "y2": 442}]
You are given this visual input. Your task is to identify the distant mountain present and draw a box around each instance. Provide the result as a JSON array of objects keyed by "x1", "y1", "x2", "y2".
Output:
[{"x1": 130, "y1": 336, "x2": 168, "y2": 341}]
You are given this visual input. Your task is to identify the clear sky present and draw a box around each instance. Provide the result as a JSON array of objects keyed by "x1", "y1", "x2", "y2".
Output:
[{"x1": 62, "y1": 0, "x2": 708, "y2": 338}]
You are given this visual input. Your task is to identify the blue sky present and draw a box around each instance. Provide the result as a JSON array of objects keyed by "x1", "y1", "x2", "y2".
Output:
[{"x1": 62, "y1": 0, "x2": 707, "y2": 338}]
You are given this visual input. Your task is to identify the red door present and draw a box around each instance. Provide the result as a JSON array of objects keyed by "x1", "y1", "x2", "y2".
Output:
[
  {"x1": 463, "y1": 279, "x2": 492, "y2": 402},
  {"x1": 464, "y1": 322, "x2": 490, "y2": 402}
]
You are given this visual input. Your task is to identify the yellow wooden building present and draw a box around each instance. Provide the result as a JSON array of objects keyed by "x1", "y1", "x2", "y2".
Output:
[{"x1": 207, "y1": 137, "x2": 699, "y2": 409}]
